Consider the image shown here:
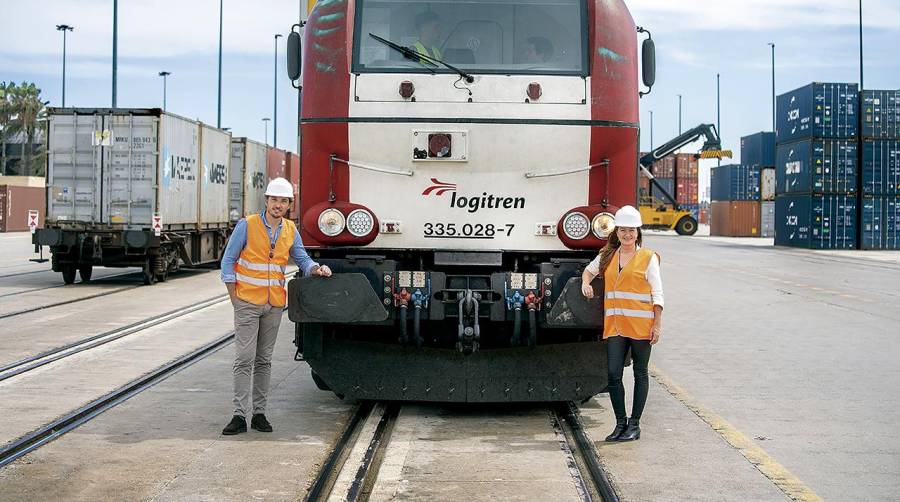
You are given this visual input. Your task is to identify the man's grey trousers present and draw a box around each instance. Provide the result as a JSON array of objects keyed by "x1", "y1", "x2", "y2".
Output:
[{"x1": 232, "y1": 299, "x2": 283, "y2": 417}]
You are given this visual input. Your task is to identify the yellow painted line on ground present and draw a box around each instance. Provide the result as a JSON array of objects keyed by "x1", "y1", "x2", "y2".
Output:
[{"x1": 650, "y1": 363, "x2": 823, "y2": 502}]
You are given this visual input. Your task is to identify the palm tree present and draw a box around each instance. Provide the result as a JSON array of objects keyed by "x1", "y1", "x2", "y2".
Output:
[{"x1": 0, "y1": 82, "x2": 47, "y2": 175}]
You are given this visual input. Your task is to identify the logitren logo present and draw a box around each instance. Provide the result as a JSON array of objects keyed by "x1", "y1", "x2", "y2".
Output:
[{"x1": 422, "y1": 178, "x2": 526, "y2": 214}]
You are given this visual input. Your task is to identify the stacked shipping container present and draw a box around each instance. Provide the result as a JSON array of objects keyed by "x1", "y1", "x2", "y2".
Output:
[
  {"x1": 861, "y1": 89, "x2": 900, "y2": 249},
  {"x1": 709, "y1": 132, "x2": 776, "y2": 237},
  {"x1": 638, "y1": 152, "x2": 700, "y2": 221},
  {"x1": 775, "y1": 83, "x2": 859, "y2": 249}
]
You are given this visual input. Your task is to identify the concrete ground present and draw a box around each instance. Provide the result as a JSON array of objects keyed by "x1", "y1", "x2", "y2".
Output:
[
  {"x1": 0, "y1": 314, "x2": 354, "y2": 501},
  {"x1": 2, "y1": 231, "x2": 899, "y2": 501}
]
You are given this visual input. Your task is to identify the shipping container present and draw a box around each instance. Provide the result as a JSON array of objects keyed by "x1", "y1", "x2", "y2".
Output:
[
  {"x1": 230, "y1": 138, "x2": 268, "y2": 221},
  {"x1": 888, "y1": 197, "x2": 900, "y2": 250},
  {"x1": 774, "y1": 194, "x2": 857, "y2": 249},
  {"x1": 650, "y1": 155, "x2": 675, "y2": 178},
  {"x1": 861, "y1": 195, "x2": 900, "y2": 250},
  {"x1": 651, "y1": 178, "x2": 675, "y2": 201},
  {"x1": 0, "y1": 185, "x2": 45, "y2": 232},
  {"x1": 267, "y1": 147, "x2": 288, "y2": 181},
  {"x1": 35, "y1": 108, "x2": 233, "y2": 284},
  {"x1": 676, "y1": 178, "x2": 699, "y2": 205},
  {"x1": 681, "y1": 203, "x2": 700, "y2": 221},
  {"x1": 675, "y1": 153, "x2": 699, "y2": 179},
  {"x1": 44, "y1": 108, "x2": 231, "y2": 228},
  {"x1": 698, "y1": 206, "x2": 709, "y2": 225},
  {"x1": 862, "y1": 139, "x2": 900, "y2": 195},
  {"x1": 775, "y1": 139, "x2": 857, "y2": 195},
  {"x1": 862, "y1": 90, "x2": 900, "y2": 139},
  {"x1": 710, "y1": 164, "x2": 760, "y2": 201},
  {"x1": 777, "y1": 82, "x2": 858, "y2": 143},
  {"x1": 760, "y1": 167, "x2": 776, "y2": 201},
  {"x1": 760, "y1": 201, "x2": 775, "y2": 238},
  {"x1": 741, "y1": 132, "x2": 776, "y2": 168},
  {"x1": 711, "y1": 201, "x2": 760, "y2": 237}
]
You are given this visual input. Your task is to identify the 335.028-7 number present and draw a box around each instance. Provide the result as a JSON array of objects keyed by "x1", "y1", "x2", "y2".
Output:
[{"x1": 423, "y1": 223, "x2": 515, "y2": 238}]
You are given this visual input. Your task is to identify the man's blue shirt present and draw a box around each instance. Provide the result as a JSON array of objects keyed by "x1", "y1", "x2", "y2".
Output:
[{"x1": 221, "y1": 212, "x2": 319, "y2": 283}]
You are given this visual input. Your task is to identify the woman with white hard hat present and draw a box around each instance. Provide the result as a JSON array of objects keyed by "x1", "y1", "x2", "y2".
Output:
[{"x1": 580, "y1": 205, "x2": 664, "y2": 442}]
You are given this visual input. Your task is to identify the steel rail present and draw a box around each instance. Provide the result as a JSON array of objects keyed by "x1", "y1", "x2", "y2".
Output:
[
  {"x1": 0, "y1": 295, "x2": 229, "y2": 382},
  {"x1": 0, "y1": 271, "x2": 140, "y2": 299},
  {"x1": 0, "y1": 331, "x2": 235, "y2": 468},
  {"x1": 0, "y1": 285, "x2": 142, "y2": 320},
  {"x1": 553, "y1": 402, "x2": 620, "y2": 502},
  {"x1": 304, "y1": 401, "x2": 375, "y2": 501}
]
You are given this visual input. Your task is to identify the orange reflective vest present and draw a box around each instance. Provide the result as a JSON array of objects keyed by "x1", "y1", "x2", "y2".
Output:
[
  {"x1": 234, "y1": 214, "x2": 295, "y2": 307},
  {"x1": 602, "y1": 248, "x2": 659, "y2": 341}
]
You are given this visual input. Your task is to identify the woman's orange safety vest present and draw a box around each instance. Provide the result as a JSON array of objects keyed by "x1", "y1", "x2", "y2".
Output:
[
  {"x1": 234, "y1": 214, "x2": 295, "y2": 307},
  {"x1": 602, "y1": 248, "x2": 659, "y2": 341}
]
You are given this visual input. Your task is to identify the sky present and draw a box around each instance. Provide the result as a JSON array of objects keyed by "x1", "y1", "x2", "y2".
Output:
[{"x1": 2, "y1": 0, "x2": 899, "y2": 198}]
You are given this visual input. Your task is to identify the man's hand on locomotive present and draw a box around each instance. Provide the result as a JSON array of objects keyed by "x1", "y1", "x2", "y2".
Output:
[{"x1": 312, "y1": 265, "x2": 333, "y2": 277}]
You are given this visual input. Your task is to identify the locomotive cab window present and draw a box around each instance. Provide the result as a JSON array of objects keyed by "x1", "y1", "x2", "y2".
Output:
[{"x1": 353, "y1": 0, "x2": 588, "y2": 76}]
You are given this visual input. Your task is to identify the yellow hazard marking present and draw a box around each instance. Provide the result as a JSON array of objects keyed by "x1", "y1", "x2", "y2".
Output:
[{"x1": 650, "y1": 364, "x2": 823, "y2": 502}]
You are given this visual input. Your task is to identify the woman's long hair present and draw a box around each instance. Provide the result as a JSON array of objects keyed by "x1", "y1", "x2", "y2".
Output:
[{"x1": 597, "y1": 227, "x2": 644, "y2": 275}]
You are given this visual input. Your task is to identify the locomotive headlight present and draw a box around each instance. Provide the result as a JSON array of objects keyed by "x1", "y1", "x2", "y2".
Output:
[
  {"x1": 318, "y1": 208, "x2": 346, "y2": 237},
  {"x1": 562, "y1": 212, "x2": 590, "y2": 240},
  {"x1": 346, "y1": 209, "x2": 375, "y2": 237},
  {"x1": 592, "y1": 212, "x2": 616, "y2": 239}
]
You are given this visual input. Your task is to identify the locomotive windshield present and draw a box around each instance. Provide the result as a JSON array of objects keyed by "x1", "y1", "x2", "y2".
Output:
[{"x1": 352, "y1": 0, "x2": 588, "y2": 76}]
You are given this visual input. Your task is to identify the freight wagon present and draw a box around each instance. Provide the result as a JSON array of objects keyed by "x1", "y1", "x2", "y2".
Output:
[
  {"x1": 283, "y1": 0, "x2": 655, "y2": 402},
  {"x1": 34, "y1": 108, "x2": 232, "y2": 285}
]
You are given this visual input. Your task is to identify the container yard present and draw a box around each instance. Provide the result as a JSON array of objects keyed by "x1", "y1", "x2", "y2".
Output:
[{"x1": 3, "y1": 1, "x2": 900, "y2": 501}]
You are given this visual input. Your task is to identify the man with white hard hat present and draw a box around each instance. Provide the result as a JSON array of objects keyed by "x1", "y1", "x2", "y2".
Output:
[{"x1": 220, "y1": 177, "x2": 332, "y2": 435}]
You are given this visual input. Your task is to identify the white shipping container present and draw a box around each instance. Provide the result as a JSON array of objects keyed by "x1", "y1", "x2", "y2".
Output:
[
  {"x1": 230, "y1": 138, "x2": 267, "y2": 221},
  {"x1": 761, "y1": 201, "x2": 775, "y2": 237},
  {"x1": 760, "y1": 167, "x2": 776, "y2": 201},
  {"x1": 46, "y1": 108, "x2": 231, "y2": 229}
]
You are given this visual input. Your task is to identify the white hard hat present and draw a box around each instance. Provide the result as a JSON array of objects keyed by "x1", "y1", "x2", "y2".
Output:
[
  {"x1": 265, "y1": 177, "x2": 294, "y2": 199},
  {"x1": 614, "y1": 205, "x2": 643, "y2": 228}
]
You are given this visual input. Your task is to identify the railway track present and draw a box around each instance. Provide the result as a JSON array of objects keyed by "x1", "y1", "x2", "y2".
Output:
[
  {"x1": 0, "y1": 284, "x2": 144, "y2": 320},
  {"x1": 0, "y1": 271, "x2": 140, "y2": 299},
  {"x1": 0, "y1": 330, "x2": 235, "y2": 468},
  {"x1": 304, "y1": 402, "x2": 620, "y2": 502},
  {"x1": 0, "y1": 295, "x2": 229, "y2": 383}
]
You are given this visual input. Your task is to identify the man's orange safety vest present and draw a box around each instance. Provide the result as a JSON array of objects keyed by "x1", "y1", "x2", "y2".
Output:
[
  {"x1": 234, "y1": 214, "x2": 295, "y2": 307},
  {"x1": 602, "y1": 248, "x2": 659, "y2": 341}
]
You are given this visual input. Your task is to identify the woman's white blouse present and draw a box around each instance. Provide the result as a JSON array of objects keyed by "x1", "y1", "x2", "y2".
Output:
[{"x1": 586, "y1": 247, "x2": 664, "y2": 308}]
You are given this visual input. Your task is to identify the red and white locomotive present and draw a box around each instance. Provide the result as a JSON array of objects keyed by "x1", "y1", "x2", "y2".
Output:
[{"x1": 285, "y1": 0, "x2": 654, "y2": 402}]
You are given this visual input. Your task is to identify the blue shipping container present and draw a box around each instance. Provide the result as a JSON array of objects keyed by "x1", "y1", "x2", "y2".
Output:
[
  {"x1": 777, "y1": 82, "x2": 858, "y2": 143},
  {"x1": 862, "y1": 196, "x2": 900, "y2": 250},
  {"x1": 775, "y1": 194, "x2": 857, "y2": 249},
  {"x1": 651, "y1": 178, "x2": 675, "y2": 201},
  {"x1": 862, "y1": 140, "x2": 900, "y2": 195},
  {"x1": 710, "y1": 164, "x2": 760, "y2": 201},
  {"x1": 681, "y1": 203, "x2": 700, "y2": 220},
  {"x1": 862, "y1": 90, "x2": 900, "y2": 139},
  {"x1": 741, "y1": 132, "x2": 776, "y2": 168},
  {"x1": 776, "y1": 139, "x2": 857, "y2": 195}
]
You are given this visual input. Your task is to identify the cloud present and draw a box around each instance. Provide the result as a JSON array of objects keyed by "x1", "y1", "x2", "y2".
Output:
[
  {"x1": 1, "y1": 0, "x2": 304, "y2": 59},
  {"x1": 630, "y1": 0, "x2": 900, "y2": 32}
]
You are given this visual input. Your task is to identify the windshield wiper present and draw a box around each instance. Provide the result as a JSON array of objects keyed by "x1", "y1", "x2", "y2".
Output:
[{"x1": 369, "y1": 33, "x2": 474, "y2": 83}]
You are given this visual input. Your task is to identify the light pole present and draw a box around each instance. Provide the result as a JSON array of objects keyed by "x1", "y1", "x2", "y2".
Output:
[
  {"x1": 649, "y1": 110, "x2": 654, "y2": 150},
  {"x1": 768, "y1": 43, "x2": 776, "y2": 135},
  {"x1": 716, "y1": 74, "x2": 721, "y2": 166},
  {"x1": 158, "y1": 71, "x2": 171, "y2": 111},
  {"x1": 677, "y1": 94, "x2": 682, "y2": 135},
  {"x1": 262, "y1": 117, "x2": 271, "y2": 146},
  {"x1": 217, "y1": 0, "x2": 223, "y2": 128},
  {"x1": 56, "y1": 25, "x2": 74, "y2": 107},
  {"x1": 859, "y1": 0, "x2": 864, "y2": 91},
  {"x1": 112, "y1": 0, "x2": 118, "y2": 107},
  {"x1": 273, "y1": 34, "x2": 282, "y2": 149}
]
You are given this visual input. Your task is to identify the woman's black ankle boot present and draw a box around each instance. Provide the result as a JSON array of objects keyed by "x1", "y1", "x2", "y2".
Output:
[
  {"x1": 618, "y1": 418, "x2": 641, "y2": 441},
  {"x1": 605, "y1": 418, "x2": 628, "y2": 441}
]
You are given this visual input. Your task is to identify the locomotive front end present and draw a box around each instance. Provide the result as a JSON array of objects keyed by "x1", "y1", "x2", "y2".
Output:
[{"x1": 287, "y1": 0, "x2": 641, "y2": 402}]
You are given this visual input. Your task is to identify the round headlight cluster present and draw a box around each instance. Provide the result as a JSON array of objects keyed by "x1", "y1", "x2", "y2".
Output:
[
  {"x1": 318, "y1": 208, "x2": 345, "y2": 237},
  {"x1": 562, "y1": 212, "x2": 590, "y2": 240},
  {"x1": 592, "y1": 212, "x2": 616, "y2": 239},
  {"x1": 346, "y1": 209, "x2": 375, "y2": 237}
]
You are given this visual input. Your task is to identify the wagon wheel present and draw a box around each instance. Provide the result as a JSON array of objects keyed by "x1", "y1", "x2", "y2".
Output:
[
  {"x1": 142, "y1": 259, "x2": 157, "y2": 285},
  {"x1": 61, "y1": 264, "x2": 77, "y2": 285}
]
